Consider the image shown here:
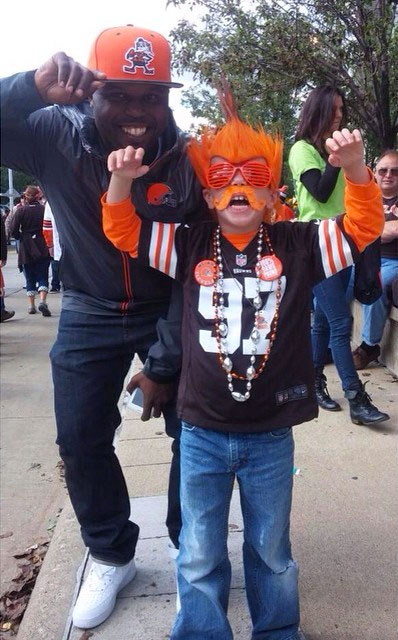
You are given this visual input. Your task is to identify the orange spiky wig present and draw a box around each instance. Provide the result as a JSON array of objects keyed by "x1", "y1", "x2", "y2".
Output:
[{"x1": 187, "y1": 81, "x2": 283, "y2": 219}]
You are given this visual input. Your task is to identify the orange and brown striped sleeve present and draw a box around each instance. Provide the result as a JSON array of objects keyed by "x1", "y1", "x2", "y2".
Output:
[
  {"x1": 42, "y1": 217, "x2": 53, "y2": 248},
  {"x1": 341, "y1": 168, "x2": 384, "y2": 252},
  {"x1": 101, "y1": 193, "x2": 140, "y2": 258},
  {"x1": 315, "y1": 169, "x2": 384, "y2": 279}
]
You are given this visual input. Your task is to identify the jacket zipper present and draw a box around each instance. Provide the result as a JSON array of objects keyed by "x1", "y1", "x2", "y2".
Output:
[{"x1": 120, "y1": 251, "x2": 134, "y2": 314}]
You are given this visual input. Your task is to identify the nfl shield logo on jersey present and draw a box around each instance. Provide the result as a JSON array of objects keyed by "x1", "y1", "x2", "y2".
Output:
[{"x1": 236, "y1": 254, "x2": 247, "y2": 267}]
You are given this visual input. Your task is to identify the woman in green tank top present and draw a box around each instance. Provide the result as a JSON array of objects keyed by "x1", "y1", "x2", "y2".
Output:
[{"x1": 288, "y1": 86, "x2": 388, "y2": 426}]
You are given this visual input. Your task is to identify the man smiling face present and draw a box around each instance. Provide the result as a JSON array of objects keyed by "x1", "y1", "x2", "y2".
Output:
[
  {"x1": 375, "y1": 152, "x2": 398, "y2": 200},
  {"x1": 92, "y1": 82, "x2": 169, "y2": 160}
]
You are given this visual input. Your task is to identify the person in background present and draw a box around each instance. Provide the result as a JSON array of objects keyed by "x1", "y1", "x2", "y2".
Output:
[
  {"x1": 277, "y1": 185, "x2": 295, "y2": 221},
  {"x1": 43, "y1": 201, "x2": 62, "y2": 292},
  {"x1": 0, "y1": 214, "x2": 15, "y2": 322},
  {"x1": 1, "y1": 25, "x2": 206, "y2": 630},
  {"x1": 289, "y1": 86, "x2": 389, "y2": 426},
  {"x1": 10, "y1": 185, "x2": 51, "y2": 317},
  {"x1": 5, "y1": 196, "x2": 24, "y2": 248},
  {"x1": 101, "y1": 85, "x2": 384, "y2": 639},
  {"x1": 1, "y1": 206, "x2": 10, "y2": 225},
  {"x1": 352, "y1": 149, "x2": 398, "y2": 368}
]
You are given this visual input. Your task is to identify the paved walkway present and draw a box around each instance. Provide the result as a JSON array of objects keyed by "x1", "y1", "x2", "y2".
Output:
[
  {"x1": 1, "y1": 250, "x2": 397, "y2": 640},
  {"x1": 1, "y1": 252, "x2": 66, "y2": 595}
]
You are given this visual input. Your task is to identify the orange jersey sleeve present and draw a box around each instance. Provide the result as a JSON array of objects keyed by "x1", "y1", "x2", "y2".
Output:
[
  {"x1": 42, "y1": 218, "x2": 53, "y2": 248},
  {"x1": 101, "y1": 193, "x2": 141, "y2": 258},
  {"x1": 342, "y1": 168, "x2": 384, "y2": 252}
]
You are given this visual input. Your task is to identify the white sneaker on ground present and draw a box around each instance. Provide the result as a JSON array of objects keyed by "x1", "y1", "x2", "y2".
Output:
[
  {"x1": 72, "y1": 558, "x2": 137, "y2": 629},
  {"x1": 167, "y1": 539, "x2": 179, "y2": 560},
  {"x1": 167, "y1": 540, "x2": 180, "y2": 612}
]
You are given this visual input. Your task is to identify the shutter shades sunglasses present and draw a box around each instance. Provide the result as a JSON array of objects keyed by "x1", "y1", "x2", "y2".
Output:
[{"x1": 207, "y1": 160, "x2": 272, "y2": 189}]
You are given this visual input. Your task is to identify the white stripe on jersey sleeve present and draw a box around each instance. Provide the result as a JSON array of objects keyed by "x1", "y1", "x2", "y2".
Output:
[
  {"x1": 318, "y1": 218, "x2": 354, "y2": 278},
  {"x1": 149, "y1": 222, "x2": 181, "y2": 278}
]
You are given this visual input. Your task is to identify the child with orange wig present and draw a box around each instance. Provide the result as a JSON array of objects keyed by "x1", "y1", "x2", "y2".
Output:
[{"x1": 101, "y1": 88, "x2": 383, "y2": 640}]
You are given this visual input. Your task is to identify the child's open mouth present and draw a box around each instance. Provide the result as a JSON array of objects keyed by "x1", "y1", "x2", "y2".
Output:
[{"x1": 229, "y1": 195, "x2": 250, "y2": 207}]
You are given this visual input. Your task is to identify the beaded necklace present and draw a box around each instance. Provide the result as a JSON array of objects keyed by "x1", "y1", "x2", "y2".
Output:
[{"x1": 213, "y1": 223, "x2": 282, "y2": 402}]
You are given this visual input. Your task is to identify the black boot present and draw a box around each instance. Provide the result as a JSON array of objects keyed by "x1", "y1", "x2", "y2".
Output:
[
  {"x1": 314, "y1": 368, "x2": 341, "y2": 411},
  {"x1": 346, "y1": 382, "x2": 390, "y2": 425}
]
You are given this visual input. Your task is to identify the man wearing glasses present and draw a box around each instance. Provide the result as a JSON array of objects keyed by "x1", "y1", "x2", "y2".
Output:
[{"x1": 352, "y1": 149, "x2": 398, "y2": 369}]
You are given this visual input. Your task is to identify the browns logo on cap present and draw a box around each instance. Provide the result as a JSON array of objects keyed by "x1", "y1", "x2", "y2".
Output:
[{"x1": 87, "y1": 25, "x2": 183, "y2": 88}]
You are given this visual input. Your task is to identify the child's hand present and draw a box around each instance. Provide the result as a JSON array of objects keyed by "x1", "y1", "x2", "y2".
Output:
[
  {"x1": 107, "y1": 146, "x2": 149, "y2": 180},
  {"x1": 325, "y1": 128, "x2": 363, "y2": 169},
  {"x1": 326, "y1": 128, "x2": 369, "y2": 185},
  {"x1": 106, "y1": 146, "x2": 150, "y2": 203}
]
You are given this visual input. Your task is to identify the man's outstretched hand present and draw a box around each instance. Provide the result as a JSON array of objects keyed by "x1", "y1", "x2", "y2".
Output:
[
  {"x1": 126, "y1": 371, "x2": 176, "y2": 422},
  {"x1": 34, "y1": 52, "x2": 106, "y2": 104}
]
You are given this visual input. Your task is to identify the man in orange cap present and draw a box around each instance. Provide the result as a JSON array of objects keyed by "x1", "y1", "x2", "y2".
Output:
[{"x1": 1, "y1": 25, "x2": 206, "y2": 629}]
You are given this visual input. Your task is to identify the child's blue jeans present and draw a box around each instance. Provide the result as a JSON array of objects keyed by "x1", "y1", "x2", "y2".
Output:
[{"x1": 171, "y1": 422, "x2": 300, "y2": 640}]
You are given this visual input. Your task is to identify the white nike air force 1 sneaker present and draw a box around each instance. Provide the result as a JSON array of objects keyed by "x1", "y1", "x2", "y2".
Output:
[{"x1": 72, "y1": 558, "x2": 137, "y2": 629}]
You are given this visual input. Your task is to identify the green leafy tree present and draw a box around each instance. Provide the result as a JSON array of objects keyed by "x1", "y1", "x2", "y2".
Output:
[{"x1": 168, "y1": 0, "x2": 398, "y2": 159}]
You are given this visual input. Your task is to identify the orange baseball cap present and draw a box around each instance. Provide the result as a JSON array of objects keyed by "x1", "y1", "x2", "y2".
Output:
[{"x1": 87, "y1": 25, "x2": 183, "y2": 88}]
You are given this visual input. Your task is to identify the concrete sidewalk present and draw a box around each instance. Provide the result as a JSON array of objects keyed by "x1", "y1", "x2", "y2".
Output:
[
  {"x1": 1, "y1": 252, "x2": 66, "y2": 597},
  {"x1": 1, "y1": 251, "x2": 397, "y2": 640}
]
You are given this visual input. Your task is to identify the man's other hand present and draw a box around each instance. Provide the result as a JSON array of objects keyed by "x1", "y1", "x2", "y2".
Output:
[{"x1": 126, "y1": 371, "x2": 176, "y2": 422}]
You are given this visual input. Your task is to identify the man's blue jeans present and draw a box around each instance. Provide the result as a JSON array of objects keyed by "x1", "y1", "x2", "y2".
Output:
[
  {"x1": 312, "y1": 268, "x2": 360, "y2": 391},
  {"x1": 50, "y1": 259, "x2": 61, "y2": 290},
  {"x1": 171, "y1": 423, "x2": 300, "y2": 640},
  {"x1": 362, "y1": 257, "x2": 398, "y2": 345},
  {"x1": 50, "y1": 309, "x2": 181, "y2": 565}
]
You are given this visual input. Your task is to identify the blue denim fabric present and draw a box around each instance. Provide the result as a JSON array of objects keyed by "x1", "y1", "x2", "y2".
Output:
[
  {"x1": 23, "y1": 257, "x2": 50, "y2": 294},
  {"x1": 312, "y1": 268, "x2": 360, "y2": 391},
  {"x1": 171, "y1": 423, "x2": 300, "y2": 640},
  {"x1": 362, "y1": 257, "x2": 398, "y2": 345},
  {"x1": 50, "y1": 259, "x2": 61, "y2": 289},
  {"x1": 50, "y1": 309, "x2": 181, "y2": 564}
]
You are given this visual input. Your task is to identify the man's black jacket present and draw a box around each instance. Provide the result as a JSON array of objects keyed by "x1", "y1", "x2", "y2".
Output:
[
  {"x1": 1, "y1": 70, "x2": 204, "y2": 313},
  {"x1": 1, "y1": 70, "x2": 205, "y2": 379}
]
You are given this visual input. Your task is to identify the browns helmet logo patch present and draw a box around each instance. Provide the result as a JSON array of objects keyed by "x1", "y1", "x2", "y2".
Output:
[{"x1": 147, "y1": 183, "x2": 177, "y2": 207}]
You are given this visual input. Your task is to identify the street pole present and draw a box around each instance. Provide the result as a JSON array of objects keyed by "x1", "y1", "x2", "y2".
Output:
[{"x1": 8, "y1": 168, "x2": 15, "y2": 211}]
